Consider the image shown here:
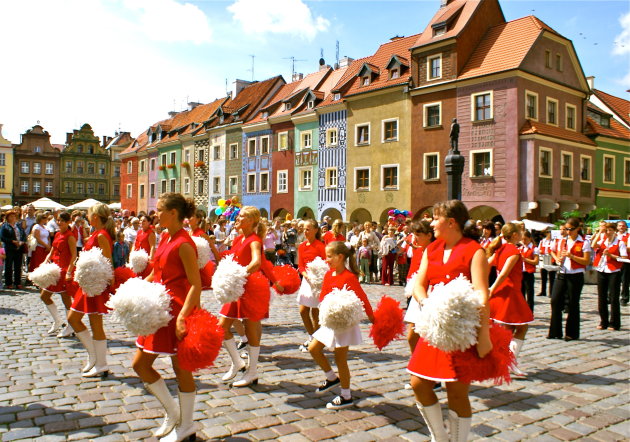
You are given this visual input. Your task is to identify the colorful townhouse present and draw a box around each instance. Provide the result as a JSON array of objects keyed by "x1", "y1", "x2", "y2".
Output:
[
  {"x1": 104, "y1": 132, "x2": 133, "y2": 203},
  {"x1": 0, "y1": 124, "x2": 14, "y2": 206}
]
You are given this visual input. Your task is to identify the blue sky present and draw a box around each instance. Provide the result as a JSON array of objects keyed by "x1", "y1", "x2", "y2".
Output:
[{"x1": 0, "y1": 0, "x2": 627, "y2": 145}]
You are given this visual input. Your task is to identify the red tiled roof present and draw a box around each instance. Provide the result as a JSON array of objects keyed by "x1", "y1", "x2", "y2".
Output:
[
  {"x1": 585, "y1": 116, "x2": 630, "y2": 140},
  {"x1": 51, "y1": 144, "x2": 65, "y2": 152},
  {"x1": 413, "y1": 0, "x2": 484, "y2": 49},
  {"x1": 592, "y1": 89, "x2": 630, "y2": 127},
  {"x1": 519, "y1": 120, "x2": 596, "y2": 145}
]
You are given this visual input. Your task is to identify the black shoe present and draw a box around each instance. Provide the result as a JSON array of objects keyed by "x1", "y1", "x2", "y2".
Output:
[
  {"x1": 236, "y1": 340, "x2": 247, "y2": 351},
  {"x1": 564, "y1": 336, "x2": 578, "y2": 341},
  {"x1": 326, "y1": 395, "x2": 354, "y2": 410},
  {"x1": 546, "y1": 335, "x2": 562, "y2": 340},
  {"x1": 315, "y1": 377, "x2": 340, "y2": 395}
]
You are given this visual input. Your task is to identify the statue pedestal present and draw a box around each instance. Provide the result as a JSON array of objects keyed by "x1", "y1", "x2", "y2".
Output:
[{"x1": 445, "y1": 148, "x2": 465, "y2": 201}]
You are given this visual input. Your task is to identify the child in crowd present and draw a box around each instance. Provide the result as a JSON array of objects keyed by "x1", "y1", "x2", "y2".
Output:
[
  {"x1": 112, "y1": 231, "x2": 130, "y2": 269},
  {"x1": 358, "y1": 238, "x2": 372, "y2": 283}
]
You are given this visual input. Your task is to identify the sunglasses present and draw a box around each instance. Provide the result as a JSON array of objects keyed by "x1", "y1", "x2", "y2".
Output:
[{"x1": 565, "y1": 226, "x2": 578, "y2": 231}]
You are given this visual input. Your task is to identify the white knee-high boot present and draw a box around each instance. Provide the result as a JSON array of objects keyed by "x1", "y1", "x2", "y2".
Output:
[
  {"x1": 233, "y1": 345, "x2": 259, "y2": 387},
  {"x1": 75, "y1": 329, "x2": 96, "y2": 373},
  {"x1": 221, "y1": 338, "x2": 246, "y2": 382},
  {"x1": 160, "y1": 390, "x2": 196, "y2": 442},
  {"x1": 146, "y1": 378, "x2": 179, "y2": 437},
  {"x1": 83, "y1": 339, "x2": 109, "y2": 377},
  {"x1": 416, "y1": 402, "x2": 448, "y2": 442},
  {"x1": 45, "y1": 303, "x2": 63, "y2": 334},
  {"x1": 448, "y1": 409, "x2": 471, "y2": 442},
  {"x1": 509, "y1": 338, "x2": 526, "y2": 377}
]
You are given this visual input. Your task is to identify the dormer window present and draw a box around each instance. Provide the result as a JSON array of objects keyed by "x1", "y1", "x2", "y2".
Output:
[
  {"x1": 362, "y1": 76, "x2": 370, "y2": 86},
  {"x1": 151, "y1": 133, "x2": 157, "y2": 143},
  {"x1": 433, "y1": 25, "x2": 446, "y2": 37},
  {"x1": 161, "y1": 131, "x2": 166, "y2": 140},
  {"x1": 333, "y1": 93, "x2": 341, "y2": 101},
  {"x1": 262, "y1": 111, "x2": 269, "y2": 119},
  {"x1": 307, "y1": 100, "x2": 314, "y2": 109},
  {"x1": 390, "y1": 69, "x2": 399, "y2": 79},
  {"x1": 34, "y1": 146, "x2": 42, "y2": 153},
  {"x1": 284, "y1": 102, "x2": 292, "y2": 111}
]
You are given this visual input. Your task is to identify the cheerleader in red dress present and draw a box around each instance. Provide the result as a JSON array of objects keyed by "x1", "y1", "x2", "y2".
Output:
[
  {"x1": 133, "y1": 215, "x2": 157, "y2": 278},
  {"x1": 188, "y1": 209, "x2": 220, "y2": 289},
  {"x1": 519, "y1": 230, "x2": 539, "y2": 312},
  {"x1": 67, "y1": 203, "x2": 116, "y2": 379},
  {"x1": 408, "y1": 200, "x2": 491, "y2": 442},
  {"x1": 308, "y1": 241, "x2": 374, "y2": 410},
  {"x1": 322, "y1": 219, "x2": 345, "y2": 245},
  {"x1": 487, "y1": 223, "x2": 534, "y2": 379},
  {"x1": 39, "y1": 212, "x2": 77, "y2": 336},
  {"x1": 218, "y1": 206, "x2": 281, "y2": 387},
  {"x1": 296, "y1": 219, "x2": 327, "y2": 351},
  {"x1": 132, "y1": 193, "x2": 201, "y2": 442}
]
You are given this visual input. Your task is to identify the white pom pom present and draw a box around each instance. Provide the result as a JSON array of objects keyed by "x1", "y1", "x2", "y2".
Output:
[
  {"x1": 319, "y1": 285, "x2": 364, "y2": 331},
  {"x1": 28, "y1": 262, "x2": 61, "y2": 290},
  {"x1": 191, "y1": 236, "x2": 211, "y2": 269},
  {"x1": 106, "y1": 277, "x2": 172, "y2": 336},
  {"x1": 305, "y1": 257, "x2": 329, "y2": 299},
  {"x1": 404, "y1": 272, "x2": 419, "y2": 298},
  {"x1": 75, "y1": 248, "x2": 113, "y2": 297},
  {"x1": 212, "y1": 255, "x2": 248, "y2": 304},
  {"x1": 128, "y1": 249, "x2": 149, "y2": 274},
  {"x1": 414, "y1": 275, "x2": 483, "y2": 352}
]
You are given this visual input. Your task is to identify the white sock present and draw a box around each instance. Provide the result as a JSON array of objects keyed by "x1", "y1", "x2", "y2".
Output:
[
  {"x1": 325, "y1": 370, "x2": 337, "y2": 381},
  {"x1": 45, "y1": 303, "x2": 62, "y2": 323},
  {"x1": 240, "y1": 336, "x2": 248, "y2": 343},
  {"x1": 341, "y1": 388, "x2": 351, "y2": 400}
]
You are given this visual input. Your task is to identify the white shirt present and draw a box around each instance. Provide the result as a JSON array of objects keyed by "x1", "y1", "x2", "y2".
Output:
[
  {"x1": 45, "y1": 219, "x2": 59, "y2": 235},
  {"x1": 595, "y1": 237, "x2": 627, "y2": 273},
  {"x1": 32, "y1": 224, "x2": 50, "y2": 247},
  {"x1": 559, "y1": 236, "x2": 592, "y2": 274},
  {"x1": 124, "y1": 226, "x2": 138, "y2": 245}
]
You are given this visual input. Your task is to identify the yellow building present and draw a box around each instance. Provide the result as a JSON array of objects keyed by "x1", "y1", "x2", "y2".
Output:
[{"x1": 0, "y1": 124, "x2": 14, "y2": 206}]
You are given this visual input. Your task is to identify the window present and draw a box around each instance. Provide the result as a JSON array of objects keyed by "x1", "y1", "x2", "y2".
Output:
[
  {"x1": 326, "y1": 128, "x2": 338, "y2": 146},
  {"x1": 427, "y1": 54, "x2": 442, "y2": 80},
  {"x1": 213, "y1": 145, "x2": 220, "y2": 160},
  {"x1": 169, "y1": 152, "x2": 176, "y2": 165},
  {"x1": 547, "y1": 98, "x2": 558, "y2": 125},
  {"x1": 555, "y1": 54, "x2": 563, "y2": 71},
  {"x1": 76, "y1": 183, "x2": 84, "y2": 195},
  {"x1": 32, "y1": 162, "x2": 41, "y2": 174},
  {"x1": 277, "y1": 170, "x2": 288, "y2": 193},
  {"x1": 87, "y1": 183, "x2": 95, "y2": 194},
  {"x1": 603, "y1": 155, "x2": 615, "y2": 184},
  {"x1": 423, "y1": 153, "x2": 440, "y2": 180},
  {"x1": 325, "y1": 168, "x2": 337, "y2": 188},
  {"x1": 301, "y1": 131, "x2": 313, "y2": 149},
  {"x1": 248, "y1": 138, "x2": 256, "y2": 156},
  {"x1": 247, "y1": 173, "x2": 256, "y2": 193},
  {"x1": 355, "y1": 168, "x2": 370, "y2": 191},
  {"x1": 184, "y1": 178, "x2": 190, "y2": 194},
  {"x1": 213, "y1": 177, "x2": 220, "y2": 194},
  {"x1": 127, "y1": 161, "x2": 133, "y2": 174},
  {"x1": 98, "y1": 183, "x2": 105, "y2": 195},
  {"x1": 307, "y1": 100, "x2": 315, "y2": 109},
  {"x1": 472, "y1": 91, "x2": 493, "y2": 121},
  {"x1": 113, "y1": 184, "x2": 120, "y2": 196},
  {"x1": 161, "y1": 154, "x2": 167, "y2": 167},
  {"x1": 197, "y1": 179, "x2": 205, "y2": 195},
  {"x1": 0, "y1": 153, "x2": 5, "y2": 166},
  {"x1": 284, "y1": 102, "x2": 292, "y2": 111},
  {"x1": 34, "y1": 146, "x2": 42, "y2": 153},
  {"x1": 0, "y1": 175, "x2": 5, "y2": 188},
  {"x1": 65, "y1": 161, "x2": 72, "y2": 173},
  {"x1": 169, "y1": 179, "x2": 176, "y2": 192},
  {"x1": 87, "y1": 163, "x2": 95, "y2": 175},
  {"x1": 624, "y1": 158, "x2": 630, "y2": 186},
  {"x1": 260, "y1": 172, "x2": 269, "y2": 192},
  {"x1": 184, "y1": 149, "x2": 191, "y2": 164},
  {"x1": 580, "y1": 155, "x2": 591, "y2": 182},
  {"x1": 77, "y1": 145, "x2": 83, "y2": 153},
  {"x1": 229, "y1": 143, "x2": 239, "y2": 160},
  {"x1": 299, "y1": 167, "x2": 313, "y2": 190},
  {"x1": 140, "y1": 160, "x2": 146, "y2": 173},
  {"x1": 139, "y1": 184, "x2": 145, "y2": 199},
  {"x1": 45, "y1": 163, "x2": 53, "y2": 175},
  {"x1": 361, "y1": 76, "x2": 370, "y2": 86},
  {"x1": 229, "y1": 176, "x2": 238, "y2": 194},
  {"x1": 423, "y1": 102, "x2": 441, "y2": 127},
  {"x1": 333, "y1": 93, "x2": 341, "y2": 101},
  {"x1": 114, "y1": 166, "x2": 120, "y2": 177},
  {"x1": 261, "y1": 136, "x2": 270, "y2": 155},
  {"x1": 278, "y1": 132, "x2": 289, "y2": 151},
  {"x1": 525, "y1": 91, "x2": 538, "y2": 120},
  {"x1": 355, "y1": 124, "x2": 370, "y2": 145},
  {"x1": 390, "y1": 68, "x2": 399, "y2": 79},
  {"x1": 566, "y1": 104, "x2": 576, "y2": 130},
  {"x1": 150, "y1": 158, "x2": 156, "y2": 171},
  {"x1": 161, "y1": 180, "x2": 167, "y2": 194},
  {"x1": 21, "y1": 181, "x2": 28, "y2": 193},
  {"x1": 539, "y1": 147, "x2": 552, "y2": 177},
  {"x1": 45, "y1": 182, "x2": 53, "y2": 194},
  {"x1": 21, "y1": 161, "x2": 29, "y2": 173},
  {"x1": 382, "y1": 165, "x2": 399, "y2": 190},
  {"x1": 88, "y1": 146, "x2": 94, "y2": 154},
  {"x1": 64, "y1": 182, "x2": 72, "y2": 194},
  {"x1": 545, "y1": 50, "x2": 552, "y2": 68},
  {"x1": 470, "y1": 150, "x2": 493, "y2": 177},
  {"x1": 127, "y1": 184, "x2": 132, "y2": 198},
  {"x1": 561, "y1": 151, "x2": 573, "y2": 180},
  {"x1": 382, "y1": 119, "x2": 398, "y2": 142},
  {"x1": 33, "y1": 181, "x2": 41, "y2": 194},
  {"x1": 150, "y1": 183, "x2": 155, "y2": 198},
  {"x1": 99, "y1": 163, "x2": 106, "y2": 175},
  {"x1": 76, "y1": 161, "x2": 84, "y2": 174}
]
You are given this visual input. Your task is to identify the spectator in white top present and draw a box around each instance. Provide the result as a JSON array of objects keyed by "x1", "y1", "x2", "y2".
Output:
[{"x1": 124, "y1": 217, "x2": 140, "y2": 247}]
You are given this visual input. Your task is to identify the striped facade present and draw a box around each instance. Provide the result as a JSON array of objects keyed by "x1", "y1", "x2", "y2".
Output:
[
  {"x1": 317, "y1": 110, "x2": 347, "y2": 220},
  {"x1": 241, "y1": 129, "x2": 273, "y2": 218}
]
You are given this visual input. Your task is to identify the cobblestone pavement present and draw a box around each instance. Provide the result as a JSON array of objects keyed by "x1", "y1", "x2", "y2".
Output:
[{"x1": 0, "y1": 275, "x2": 628, "y2": 441}]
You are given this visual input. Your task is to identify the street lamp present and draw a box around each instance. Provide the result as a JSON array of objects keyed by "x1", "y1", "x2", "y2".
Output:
[{"x1": 445, "y1": 118, "x2": 465, "y2": 201}]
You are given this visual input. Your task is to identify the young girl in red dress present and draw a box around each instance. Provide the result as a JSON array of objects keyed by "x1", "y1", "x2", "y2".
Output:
[
  {"x1": 39, "y1": 212, "x2": 77, "y2": 336},
  {"x1": 296, "y1": 219, "x2": 326, "y2": 351},
  {"x1": 488, "y1": 223, "x2": 534, "y2": 379},
  {"x1": 132, "y1": 193, "x2": 202, "y2": 441},
  {"x1": 308, "y1": 241, "x2": 374, "y2": 410},
  {"x1": 133, "y1": 215, "x2": 157, "y2": 278},
  {"x1": 408, "y1": 200, "x2": 492, "y2": 442},
  {"x1": 67, "y1": 203, "x2": 116, "y2": 378},
  {"x1": 218, "y1": 206, "x2": 281, "y2": 387}
]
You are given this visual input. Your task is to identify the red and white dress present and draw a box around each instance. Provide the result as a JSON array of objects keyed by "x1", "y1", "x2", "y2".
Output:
[
  {"x1": 404, "y1": 244, "x2": 426, "y2": 325},
  {"x1": 70, "y1": 229, "x2": 113, "y2": 315},
  {"x1": 313, "y1": 268, "x2": 374, "y2": 350},
  {"x1": 219, "y1": 233, "x2": 270, "y2": 321},
  {"x1": 134, "y1": 226, "x2": 155, "y2": 278},
  {"x1": 489, "y1": 243, "x2": 534, "y2": 325},
  {"x1": 407, "y1": 237, "x2": 482, "y2": 382},
  {"x1": 136, "y1": 228, "x2": 197, "y2": 356},
  {"x1": 190, "y1": 228, "x2": 215, "y2": 290},
  {"x1": 296, "y1": 239, "x2": 326, "y2": 308},
  {"x1": 46, "y1": 229, "x2": 74, "y2": 293}
]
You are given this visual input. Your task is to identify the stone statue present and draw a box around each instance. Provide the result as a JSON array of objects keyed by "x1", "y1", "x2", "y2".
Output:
[{"x1": 449, "y1": 118, "x2": 459, "y2": 151}]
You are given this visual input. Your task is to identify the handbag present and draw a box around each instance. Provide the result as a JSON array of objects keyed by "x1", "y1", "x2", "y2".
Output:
[{"x1": 27, "y1": 234, "x2": 38, "y2": 252}]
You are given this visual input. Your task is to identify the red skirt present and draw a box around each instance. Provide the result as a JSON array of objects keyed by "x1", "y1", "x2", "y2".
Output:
[
  {"x1": 407, "y1": 338, "x2": 460, "y2": 382},
  {"x1": 29, "y1": 247, "x2": 48, "y2": 272},
  {"x1": 136, "y1": 303, "x2": 182, "y2": 355},
  {"x1": 489, "y1": 281, "x2": 534, "y2": 325},
  {"x1": 70, "y1": 286, "x2": 111, "y2": 315},
  {"x1": 46, "y1": 269, "x2": 67, "y2": 293},
  {"x1": 219, "y1": 271, "x2": 270, "y2": 321}
]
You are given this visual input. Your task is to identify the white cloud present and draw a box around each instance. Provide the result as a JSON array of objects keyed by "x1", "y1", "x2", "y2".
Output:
[
  {"x1": 612, "y1": 11, "x2": 630, "y2": 56},
  {"x1": 227, "y1": 0, "x2": 330, "y2": 41}
]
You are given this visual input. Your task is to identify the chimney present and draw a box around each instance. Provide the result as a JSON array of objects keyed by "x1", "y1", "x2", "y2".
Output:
[
  {"x1": 66, "y1": 133, "x2": 73, "y2": 145},
  {"x1": 292, "y1": 73, "x2": 304, "y2": 82},
  {"x1": 586, "y1": 76, "x2": 594, "y2": 90},
  {"x1": 168, "y1": 111, "x2": 179, "y2": 118},
  {"x1": 188, "y1": 101, "x2": 202, "y2": 110},
  {"x1": 232, "y1": 79, "x2": 252, "y2": 98},
  {"x1": 339, "y1": 56, "x2": 354, "y2": 68},
  {"x1": 390, "y1": 35, "x2": 403, "y2": 41},
  {"x1": 440, "y1": 0, "x2": 453, "y2": 7}
]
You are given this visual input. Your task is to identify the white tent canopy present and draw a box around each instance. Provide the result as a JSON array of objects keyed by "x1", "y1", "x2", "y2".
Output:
[
  {"x1": 1, "y1": 204, "x2": 13, "y2": 210},
  {"x1": 523, "y1": 219, "x2": 555, "y2": 231},
  {"x1": 24, "y1": 197, "x2": 66, "y2": 211},
  {"x1": 108, "y1": 202, "x2": 121, "y2": 210},
  {"x1": 66, "y1": 198, "x2": 103, "y2": 210}
]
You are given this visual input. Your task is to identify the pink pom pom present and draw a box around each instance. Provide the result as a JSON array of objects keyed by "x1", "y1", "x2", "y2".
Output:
[
  {"x1": 273, "y1": 265, "x2": 301, "y2": 295},
  {"x1": 178, "y1": 309, "x2": 224, "y2": 372},
  {"x1": 451, "y1": 323, "x2": 515, "y2": 385},
  {"x1": 200, "y1": 260, "x2": 216, "y2": 290},
  {"x1": 112, "y1": 267, "x2": 136, "y2": 292},
  {"x1": 369, "y1": 295, "x2": 406, "y2": 350}
]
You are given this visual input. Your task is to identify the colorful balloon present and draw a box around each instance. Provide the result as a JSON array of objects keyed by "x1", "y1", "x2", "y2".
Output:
[
  {"x1": 218, "y1": 199, "x2": 226, "y2": 207},
  {"x1": 214, "y1": 208, "x2": 222, "y2": 215}
]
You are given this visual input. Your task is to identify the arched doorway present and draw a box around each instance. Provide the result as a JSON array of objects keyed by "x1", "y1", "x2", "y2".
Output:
[
  {"x1": 412, "y1": 206, "x2": 433, "y2": 221},
  {"x1": 260, "y1": 208, "x2": 269, "y2": 219},
  {"x1": 379, "y1": 207, "x2": 396, "y2": 226},
  {"x1": 469, "y1": 205, "x2": 503, "y2": 224},
  {"x1": 349, "y1": 208, "x2": 372, "y2": 224},
  {"x1": 321, "y1": 207, "x2": 342, "y2": 222},
  {"x1": 273, "y1": 208, "x2": 290, "y2": 220},
  {"x1": 297, "y1": 207, "x2": 315, "y2": 220}
]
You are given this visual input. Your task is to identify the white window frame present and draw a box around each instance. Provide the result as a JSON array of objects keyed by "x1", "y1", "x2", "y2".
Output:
[
  {"x1": 579, "y1": 155, "x2": 592, "y2": 183},
  {"x1": 546, "y1": 97, "x2": 559, "y2": 126},
  {"x1": 525, "y1": 90, "x2": 538, "y2": 121},
  {"x1": 184, "y1": 178, "x2": 190, "y2": 194},
  {"x1": 77, "y1": 182, "x2": 85, "y2": 194},
  {"x1": 21, "y1": 161, "x2": 29, "y2": 174},
  {"x1": 33, "y1": 162, "x2": 41, "y2": 174},
  {"x1": 427, "y1": 53, "x2": 442, "y2": 80},
  {"x1": 160, "y1": 154, "x2": 167, "y2": 167},
  {"x1": 45, "y1": 181, "x2": 53, "y2": 194},
  {"x1": 127, "y1": 161, "x2": 133, "y2": 174},
  {"x1": 169, "y1": 178, "x2": 176, "y2": 193},
  {"x1": 602, "y1": 154, "x2": 616, "y2": 184},
  {"x1": 229, "y1": 176, "x2": 238, "y2": 194},
  {"x1": 301, "y1": 131, "x2": 313, "y2": 149},
  {"x1": 45, "y1": 163, "x2": 53, "y2": 175},
  {"x1": 565, "y1": 104, "x2": 577, "y2": 131},
  {"x1": 382, "y1": 118, "x2": 399, "y2": 142},
  {"x1": 624, "y1": 158, "x2": 630, "y2": 187},
  {"x1": 246, "y1": 173, "x2": 257, "y2": 193},
  {"x1": 161, "y1": 180, "x2": 167, "y2": 194},
  {"x1": 197, "y1": 179, "x2": 205, "y2": 195},
  {"x1": 150, "y1": 183, "x2": 156, "y2": 198},
  {"x1": 150, "y1": 158, "x2": 156, "y2": 171},
  {"x1": 469, "y1": 149, "x2": 493, "y2": 177},
  {"x1": 560, "y1": 150, "x2": 573, "y2": 181},
  {"x1": 423, "y1": 102, "x2": 442, "y2": 127},
  {"x1": 276, "y1": 170, "x2": 288, "y2": 193},
  {"x1": 212, "y1": 177, "x2": 221, "y2": 194},
  {"x1": 260, "y1": 171, "x2": 270, "y2": 193},
  {"x1": 326, "y1": 128, "x2": 338, "y2": 147},
  {"x1": 0, "y1": 153, "x2": 5, "y2": 166},
  {"x1": 229, "y1": 143, "x2": 239, "y2": 160},
  {"x1": 0, "y1": 175, "x2": 4, "y2": 189},
  {"x1": 98, "y1": 183, "x2": 105, "y2": 195},
  {"x1": 260, "y1": 135, "x2": 270, "y2": 155},
  {"x1": 423, "y1": 152, "x2": 440, "y2": 180},
  {"x1": 248, "y1": 138, "x2": 256, "y2": 157},
  {"x1": 126, "y1": 184, "x2": 132, "y2": 198},
  {"x1": 354, "y1": 167, "x2": 371, "y2": 191},
  {"x1": 212, "y1": 145, "x2": 221, "y2": 160},
  {"x1": 539, "y1": 147, "x2": 553, "y2": 178},
  {"x1": 169, "y1": 152, "x2": 176, "y2": 165},
  {"x1": 381, "y1": 164, "x2": 399, "y2": 190},
  {"x1": 98, "y1": 163, "x2": 106, "y2": 175},
  {"x1": 184, "y1": 149, "x2": 191, "y2": 164},
  {"x1": 325, "y1": 167, "x2": 338, "y2": 189},
  {"x1": 139, "y1": 184, "x2": 145, "y2": 199},
  {"x1": 139, "y1": 159, "x2": 146, "y2": 173},
  {"x1": 21, "y1": 181, "x2": 29, "y2": 193},
  {"x1": 355, "y1": 123, "x2": 370, "y2": 146},
  {"x1": 33, "y1": 180, "x2": 41, "y2": 194},
  {"x1": 64, "y1": 182, "x2": 72, "y2": 193},
  {"x1": 277, "y1": 132, "x2": 289, "y2": 151},
  {"x1": 298, "y1": 167, "x2": 313, "y2": 191},
  {"x1": 471, "y1": 90, "x2": 494, "y2": 121}
]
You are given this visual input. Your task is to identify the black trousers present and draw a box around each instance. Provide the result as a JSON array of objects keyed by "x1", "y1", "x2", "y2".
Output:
[
  {"x1": 521, "y1": 272, "x2": 535, "y2": 312},
  {"x1": 597, "y1": 271, "x2": 621, "y2": 330},
  {"x1": 549, "y1": 272, "x2": 584, "y2": 339},
  {"x1": 620, "y1": 263, "x2": 630, "y2": 303},
  {"x1": 4, "y1": 250, "x2": 24, "y2": 287},
  {"x1": 540, "y1": 268, "x2": 556, "y2": 296}
]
